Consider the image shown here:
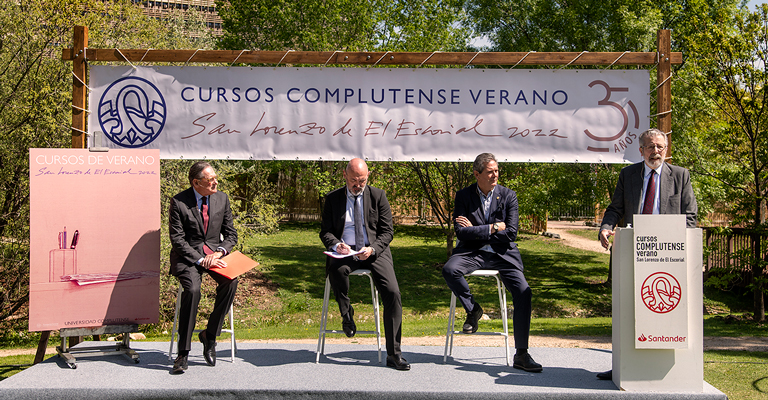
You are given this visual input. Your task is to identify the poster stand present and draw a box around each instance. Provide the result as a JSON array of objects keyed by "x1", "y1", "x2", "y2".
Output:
[{"x1": 56, "y1": 324, "x2": 140, "y2": 369}]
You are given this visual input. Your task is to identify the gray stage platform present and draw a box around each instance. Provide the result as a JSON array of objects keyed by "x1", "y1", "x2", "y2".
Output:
[{"x1": 0, "y1": 341, "x2": 726, "y2": 400}]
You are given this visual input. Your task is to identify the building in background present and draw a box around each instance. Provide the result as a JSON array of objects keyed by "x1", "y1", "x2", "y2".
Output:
[{"x1": 132, "y1": 0, "x2": 222, "y2": 36}]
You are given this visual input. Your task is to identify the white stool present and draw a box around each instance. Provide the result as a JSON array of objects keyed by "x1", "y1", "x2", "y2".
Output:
[
  {"x1": 316, "y1": 269, "x2": 382, "y2": 363},
  {"x1": 444, "y1": 269, "x2": 510, "y2": 366},
  {"x1": 168, "y1": 286, "x2": 237, "y2": 362}
]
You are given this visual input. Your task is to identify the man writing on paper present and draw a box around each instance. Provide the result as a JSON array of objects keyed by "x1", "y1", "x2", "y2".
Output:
[
  {"x1": 169, "y1": 161, "x2": 238, "y2": 374},
  {"x1": 442, "y1": 153, "x2": 542, "y2": 372},
  {"x1": 596, "y1": 128, "x2": 698, "y2": 380},
  {"x1": 319, "y1": 158, "x2": 409, "y2": 371}
]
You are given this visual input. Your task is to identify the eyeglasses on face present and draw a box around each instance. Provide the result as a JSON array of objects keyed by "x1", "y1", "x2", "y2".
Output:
[{"x1": 197, "y1": 175, "x2": 218, "y2": 184}]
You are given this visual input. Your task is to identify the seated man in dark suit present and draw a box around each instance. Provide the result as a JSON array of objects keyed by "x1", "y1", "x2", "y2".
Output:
[
  {"x1": 168, "y1": 161, "x2": 238, "y2": 374},
  {"x1": 442, "y1": 153, "x2": 542, "y2": 372},
  {"x1": 319, "y1": 158, "x2": 409, "y2": 371}
]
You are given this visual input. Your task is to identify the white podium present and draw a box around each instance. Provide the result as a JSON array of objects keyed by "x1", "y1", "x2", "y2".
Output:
[{"x1": 612, "y1": 223, "x2": 703, "y2": 392}]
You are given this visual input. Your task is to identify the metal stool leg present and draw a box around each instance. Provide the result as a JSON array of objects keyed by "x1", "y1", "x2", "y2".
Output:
[
  {"x1": 225, "y1": 304, "x2": 237, "y2": 363},
  {"x1": 443, "y1": 270, "x2": 509, "y2": 365},
  {"x1": 316, "y1": 276, "x2": 332, "y2": 363},
  {"x1": 495, "y1": 274, "x2": 510, "y2": 366},
  {"x1": 316, "y1": 270, "x2": 381, "y2": 364},
  {"x1": 365, "y1": 272, "x2": 382, "y2": 364},
  {"x1": 443, "y1": 292, "x2": 457, "y2": 363}
]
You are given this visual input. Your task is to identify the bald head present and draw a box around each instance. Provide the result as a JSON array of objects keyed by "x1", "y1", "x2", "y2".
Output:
[{"x1": 344, "y1": 158, "x2": 369, "y2": 195}]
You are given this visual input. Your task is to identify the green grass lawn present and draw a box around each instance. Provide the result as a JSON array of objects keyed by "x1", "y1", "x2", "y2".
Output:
[
  {"x1": 704, "y1": 351, "x2": 768, "y2": 400},
  {"x1": 1, "y1": 222, "x2": 765, "y2": 399},
  {"x1": 247, "y1": 223, "x2": 613, "y2": 322}
]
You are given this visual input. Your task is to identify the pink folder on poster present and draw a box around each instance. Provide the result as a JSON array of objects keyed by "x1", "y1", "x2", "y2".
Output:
[{"x1": 211, "y1": 251, "x2": 259, "y2": 279}]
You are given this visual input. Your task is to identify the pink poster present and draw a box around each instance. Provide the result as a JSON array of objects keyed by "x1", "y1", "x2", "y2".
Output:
[{"x1": 29, "y1": 149, "x2": 160, "y2": 331}]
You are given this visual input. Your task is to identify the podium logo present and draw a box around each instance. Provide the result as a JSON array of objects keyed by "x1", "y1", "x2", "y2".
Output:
[
  {"x1": 97, "y1": 76, "x2": 166, "y2": 148},
  {"x1": 636, "y1": 333, "x2": 687, "y2": 343},
  {"x1": 640, "y1": 272, "x2": 681, "y2": 314}
]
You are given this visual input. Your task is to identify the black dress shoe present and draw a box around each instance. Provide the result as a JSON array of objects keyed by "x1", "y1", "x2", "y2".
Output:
[
  {"x1": 512, "y1": 352, "x2": 543, "y2": 372},
  {"x1": 597, "y1": 370, "x2": 612, "y2": 380},
  {"x1": 171, "y1": 355, "x2": 188, "y2": 374},
  {"x1": 386, "y1": 355, "x2": 411, "y2": 371},
  {"x1": 462, "y1": 303, "x2": 483, "y2": 334},
  {"x1": 199, "y1": 330, "x2": 216, "y2": 366},
  {"x1": 342, "y1": 306, "x2": 356, "y2": 338}
]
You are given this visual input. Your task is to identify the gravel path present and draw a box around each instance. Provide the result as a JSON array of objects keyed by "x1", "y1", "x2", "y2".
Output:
[{"x1": 544, "y1": 220, "x2": 609, "y2": 253}]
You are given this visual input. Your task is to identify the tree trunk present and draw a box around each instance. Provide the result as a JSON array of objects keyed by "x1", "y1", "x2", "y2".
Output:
[
  {"x1": 753, "y1": 230, "x2": 765, "y2": 321},
  {"x1": 753, "y1": 198, "x2": 766, "y2": 322},
  {"x1": 446, "y1": 228, "x2": 455, "y2": 259}
]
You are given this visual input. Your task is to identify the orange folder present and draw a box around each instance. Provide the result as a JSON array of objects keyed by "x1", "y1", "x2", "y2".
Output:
[{"x1": 210, "y1": 251, "x2": 259, "y2": 279}]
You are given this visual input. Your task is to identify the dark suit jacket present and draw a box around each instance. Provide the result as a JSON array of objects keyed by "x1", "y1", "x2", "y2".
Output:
[
  {"x1": 451, "y1": 183, "x2": 524, "y2": 269},
  {"x1": 319, "y1": 185, "x2": 394, "y2": 268},
  {"x1": 600, "y1": 162, "x2": 698, "y2": 230},
  {"x1": 169, "y1": 187, "x2": 238, "y2": 276}
]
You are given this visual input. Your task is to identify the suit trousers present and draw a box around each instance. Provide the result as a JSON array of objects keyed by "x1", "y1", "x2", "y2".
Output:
[
  {"x1": 175, "y1": 265, "x2": 239, "y2": 352},
  {"x1": 442, "y1": 251, "x2": 532, "y2": 349},
  {"x1": 326, "y1": 257, "x2": 402, "y2": 356}
]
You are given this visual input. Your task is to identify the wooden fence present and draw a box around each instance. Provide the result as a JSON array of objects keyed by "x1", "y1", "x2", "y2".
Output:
[
  {"x1": 275, "y1": 171, "x2": 546, "y2": 234},
  {"x1": 703, "y1": 227, "x2": 768, "y2": 276}
]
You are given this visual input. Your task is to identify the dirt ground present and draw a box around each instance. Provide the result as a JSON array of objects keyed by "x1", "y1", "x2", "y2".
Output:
[
  {"x1": 244, "y1": 334, "x2": 768, "y2": 352},
  {"x1": 544, "y1": 220, "x2": 609, "y2": 253},
  {"x1": 7, "y1": 221, "x2": 765, "y2": 358}
]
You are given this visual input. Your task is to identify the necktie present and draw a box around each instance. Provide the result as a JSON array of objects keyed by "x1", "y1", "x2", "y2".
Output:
[
  {"x1": 354, "y1": 195, "x2": 364, "y2": 251},
  {"x1": 201, "y1": 196, "x2": 209, "y2": 233},
  {"x1": 202, "y1": 196, "x2": 213, "y2": 255},
  {"x1": 642, "y1": 170, "x2": 656, "y2": 214}
]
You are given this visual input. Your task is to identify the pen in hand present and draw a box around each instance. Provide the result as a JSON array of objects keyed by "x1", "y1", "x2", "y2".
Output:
[{"x1": 337, "y1": 239, "x2": 351, "y2": 255}]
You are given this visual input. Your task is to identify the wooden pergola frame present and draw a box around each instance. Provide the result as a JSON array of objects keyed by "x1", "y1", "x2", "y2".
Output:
[
  {"x1": 39, "y1": 25, "x2": 681, "y2": 363},
  {"x1": 63, "y1": 26, "x2": 681, "y2": 157}
]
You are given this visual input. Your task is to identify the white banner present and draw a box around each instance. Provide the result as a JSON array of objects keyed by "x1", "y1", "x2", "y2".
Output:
[
  {"x1": 89, "y1": 66, "x2": 648, "y2": 163},
  {"x1": 633, "y1": 214, "x2": 689, "y2": 349}
]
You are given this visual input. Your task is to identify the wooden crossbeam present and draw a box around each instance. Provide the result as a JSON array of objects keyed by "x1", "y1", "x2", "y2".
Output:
[{"x1": 61, "y1": 49, "x2": 681, "y2": 66}]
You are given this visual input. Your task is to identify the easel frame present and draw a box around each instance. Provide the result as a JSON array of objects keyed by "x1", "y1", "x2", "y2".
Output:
[{"x1": 56, "y1": 325, "x2": 141, "y2": 369}]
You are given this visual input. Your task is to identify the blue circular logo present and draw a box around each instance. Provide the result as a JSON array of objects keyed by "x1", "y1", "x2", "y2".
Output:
[{"x1": 97, "y1": 77, "x2": 166, "y2": 148}]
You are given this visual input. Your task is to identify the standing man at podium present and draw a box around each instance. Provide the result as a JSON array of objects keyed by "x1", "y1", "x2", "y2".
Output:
[
  {"x1": 596, "y1": 128, "x2": 698, "y2": 380},
  {"x1": 169, "y1": 161, "x2": 239, "y2": 374}
]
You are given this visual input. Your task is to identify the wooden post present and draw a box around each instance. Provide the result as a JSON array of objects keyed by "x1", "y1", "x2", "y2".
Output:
[
  {"x1": 32, "y1": 331, "x2": 50, "y2": 365},
  {"x1": 71, "y1": 27, "x2": 87, "y2": 346},
  {"x1": 71, "y1": 26, "x2": 88, "y2": 148},
  {"x1": 657, "y1": 30, "x2": 672, "y2": 157},
  {"x1": 35, "y1": 26, "x2": 89, "y2": 363}
]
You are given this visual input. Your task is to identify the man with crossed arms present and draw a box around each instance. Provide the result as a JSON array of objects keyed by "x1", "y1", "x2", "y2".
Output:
[{"x1": 442, "y1": 152, "x2": 542, "y2": 372}]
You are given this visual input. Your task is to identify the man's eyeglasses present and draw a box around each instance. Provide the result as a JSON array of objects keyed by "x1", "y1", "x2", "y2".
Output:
[
  {"x1": 643, "y1": 145, "x2": 667, "y2": 151},
  {"x1": 197, "y1": 175, "x2": 218, "y2": 184}
]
